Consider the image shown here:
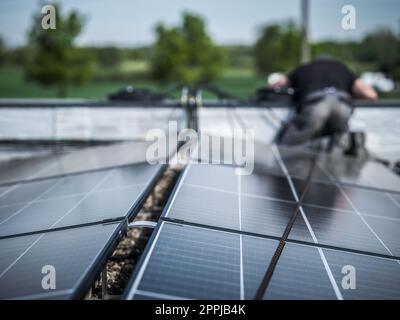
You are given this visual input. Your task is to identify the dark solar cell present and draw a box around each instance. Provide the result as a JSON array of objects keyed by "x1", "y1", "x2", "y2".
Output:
[
  {"x1": 342, "y1": 185, "x2": 400, "y2": 219},
  {"x1": 290, "y1": 205, "x2": 390, "y2": 256},
  {"x1": 0, "y1": 203, "x2": 26, "y2": 225},
  {"x1": 293, "y1": 178, "x2": 353, "y2": 211},
  {"x1": 0, "y1": 141, "x2": 173, "y2": 185},
  {"x1": 39, "y1": 170, "x2": 109, "y2": 200},
  {"x1": 241, "y1": 173, "x2": 295, "y2": 202},
  {"x1": 265, "y1": 243, "x2": 338, "y2": 300},
  {"x1": 240, "y1": 195, "x2": 311, "y2": 240},
  {"x1": 166, "y1": 185, "x2": 240, "y2": 231},
  {"x1": 0, "y1": 179, "x2": 59, "y2": 206},
  {"x1": 278, "y1": 146, "x2": 331, "y2": 181},
  {"x1": 323, "y1": 248, "x2": 400, "y2": 299},
  {"x1": 0, "y1": 157, "x2": 54, "y2": 185},
  {"x1": 127, "y1": 222, "x2": 284, "y2": 300},
  {"x1": 318, "y1": 155, "x2": 400, "y2": 192},
  {"x1": 183, "y1": 164, "x2": 238, "y2": 193},
  {"x1": 133, "y1": 222, "x2": 243, "y2": 300},
  {"x1": 363, "y1": 215, "x2": 400, "y2": 257},
  {"x1": 54, "y1": 184, "x2": 145, "y2": 229},
  {"x1": 0, "y1": 223, "x2": 120, "y2": 300},
  {"x1": 241, "y1": 236, "x2": 286, "y2": 299},
  {"x1": 0, "y1": 164, "x2": 161, "y2": 238},
  {"x1": 0, "y1": 194, "x2": 85, "y2": 237}
]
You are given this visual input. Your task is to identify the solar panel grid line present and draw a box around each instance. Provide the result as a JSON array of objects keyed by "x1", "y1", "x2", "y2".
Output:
[
  {"x1": 126, "y1": 221, "x2": 246, "y2": 300},
  {"x1": 258, "y1": 109, "x2": 278, "y2": 128},
  {"x1": 262, "y1": 109, "x2": 281, "y2": 129},
  {"x1": 162, "y1": 217, "x2": 282, "y2": 243},
  {"x1": 255, "y1": 143, "x2": 323, "y2": 299},
  {"x1": 10, "y1": 289, "x2": 74, "y2": 300},
  {"x1": 271, "y1": 144, "x2": 343, "y2": 300},
  {"x1": 125, "y1": 165, "x2": 192, "y2": 300},
  {"x1": 317, "y1": 247, "x2": 343, "y2": 300},
  {"x1": 335, "y1": 184, "x2": 397, "y2": 259},
  {"x1": 163, "y1": 164, "x2": 191, "y2": 219},
  {"x1": 225, "y1": 108, "x2": 235, "y2": 135},
  {"x1": 135, "y1": 289, "x2": 192, "y2": 300},
  {"x1": 238, "y1": 173, "x2": 245, "y2": 300},
  {"x1": 316, "y1": 161, "x2": 399, "y2": 259},
  {"x1": 36, "y1": 169, "x2": 116, "y2": 232},
  {"x1": 161, "y1": 162, "x2": 396, "y2": 278},
  {"x1": 70, "y1": 223, "x2": 126, "y2": 299},
  {"x1": 0, "y1": 181, "x2": 148, "y2": 210},
  {"x1": 0, "y1": 170, "x2": 116, "y2": 281},
  {"x1": 182, "y1": 181, "x2": 299, "y2": 208},
  {"x1": 0, "y1": 216, "x2": 125, "y2": 241},
  {"x1": 0, "y1": 234, "x2": 44, "y2": 279},
  {"x1": 125, "y1": 221, "x2": 167, "y2": 299},
  {"x1": 0, "y1": 184, "x2": 20, "y2": 199},
  {"x1": 0, "y1": 178, "x2": 64, "y2": 227},
  {"x1": 386, "y1": 192, "x2": 400, "y2": 209},
  {"x1": 0, "y1": 160, "x2": 151, "y2": 188},
  {"x1": 0, "y1": 222, "x2": 125, "y2": 300},
  {"x1": 0, "y1": 163, "x2": 165, "y2": 239},
  {"x1": 285, "y1": 237, "x2": 399, "y2": 261}
]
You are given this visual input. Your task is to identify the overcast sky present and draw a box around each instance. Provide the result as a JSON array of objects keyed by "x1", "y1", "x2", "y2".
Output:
[{"x1": 0, "y1": 0, "x2": 399, "y2": 47}]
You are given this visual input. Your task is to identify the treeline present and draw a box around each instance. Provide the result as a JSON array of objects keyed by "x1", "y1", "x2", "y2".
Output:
[{"x1": 0, "y1": 6, "x2": 399, "y2": 96}]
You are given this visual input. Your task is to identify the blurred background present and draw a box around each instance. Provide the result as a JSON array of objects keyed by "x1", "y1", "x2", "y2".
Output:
[{"x1": 0, "y1": 0, "x2": 399, "y2": 99}]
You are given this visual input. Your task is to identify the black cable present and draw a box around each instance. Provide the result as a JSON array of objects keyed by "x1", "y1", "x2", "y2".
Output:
[{"x1": 255, "y1": 142, "x2": 322, "y2": 300}]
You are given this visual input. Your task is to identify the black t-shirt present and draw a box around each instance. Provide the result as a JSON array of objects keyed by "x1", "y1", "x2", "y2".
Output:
[{"x1": 288, "y1": 59, "x2": 357, "y2": 104}]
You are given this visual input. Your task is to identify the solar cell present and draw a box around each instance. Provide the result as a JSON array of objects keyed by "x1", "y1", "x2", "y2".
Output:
[
  {"x1": 292, "y1": 178, "x2": 354, "y2": 211},
  {"x1": 125, "y1": 222, "x2": 279, "y2": 300},
  {"x1": 322, "y1": 247, "x2": 400, "y2": 300},
  {"x1": 342, "y1": 185, "x2": 400, "y2": 219},
  {"x1": 290, "y1": 205, "x2": 391, "y2": 256},
  {"x1": 165, "y1": 164, "x2": 304, "y2": 238},
  {"x1": 0, "y1": 140, "x2": 175, "y2": 185},
  {"x1": 264, "y1": 242, "x2": 339, "y2": 300},
  {"x1": 362, "y1": 215, "x2": 400, "y2": 257},
  {"x1": 126, "y1": 220, "x2": 400, "y2": 300},
  {"x1": 0, "y1": 163, "x2": 162, "y2": 238},
  {"x1": 0, "y1": 222, "x2": 121, "y2": 300}
]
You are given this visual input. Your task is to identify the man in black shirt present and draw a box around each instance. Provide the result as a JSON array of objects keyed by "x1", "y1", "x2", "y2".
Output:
[{"x1": 271, "y1": 57, "x2": 378, "y2": 146}]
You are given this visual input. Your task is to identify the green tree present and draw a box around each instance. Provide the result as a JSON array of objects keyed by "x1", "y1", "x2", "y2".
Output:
[
  {"x1": 95, "y1": 46, "x2": 121, "y2": 68},
  {"x1": 26, "y1": 5, "x2": 94, "y2": 97},
  {"x1": 356, "y1": 28, "x2": 400, "y2": 78},
  {"x1": 254, "y1": 22, "x2": 301, "y2": 75},
  {"x1": 0, "y1": 36, "x2": 7, "y2": 66},
  {"x1": 150, "y1": 13, "x2": 225, "y2": 85}
]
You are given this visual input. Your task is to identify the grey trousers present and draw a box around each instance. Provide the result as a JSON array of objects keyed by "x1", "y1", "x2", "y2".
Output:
[{"x1": 278, "y1": 96, "x2": 353, "y2": 146}]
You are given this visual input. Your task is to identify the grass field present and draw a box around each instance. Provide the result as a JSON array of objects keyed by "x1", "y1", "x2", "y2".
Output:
[
  {"x1": 0, "y1": 62, "x2": 266, "y2": 100},
  {"x1": 0, "y1": 62, "x2": 397, "y2": 100}
]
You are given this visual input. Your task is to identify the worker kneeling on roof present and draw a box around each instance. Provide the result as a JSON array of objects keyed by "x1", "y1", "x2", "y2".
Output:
[{"x1": 270, "y1": 56, "x2": 378, "y2": 150}]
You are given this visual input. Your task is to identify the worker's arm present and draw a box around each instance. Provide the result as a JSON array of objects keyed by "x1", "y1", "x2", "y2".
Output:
[{"x1": 352, "y1": 79, "x2": 378, "y2": 101}]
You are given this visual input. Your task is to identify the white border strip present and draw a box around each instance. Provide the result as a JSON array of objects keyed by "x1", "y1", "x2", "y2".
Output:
[
  {"x1": 135, "y1": 289, "x2": 192, "y2": 300},
  {"x1": 126, "y1": 221, "x2": 165, "y2": 299},
  {"x1": 163, "y1": 164, "x2": 191, "y2": 218},
  {"x1": 237, "y1": 174, "x2": 245, "y2": 300},
  {"x1": 272, "y1": 144, "x2": 343, "y2": 300}
]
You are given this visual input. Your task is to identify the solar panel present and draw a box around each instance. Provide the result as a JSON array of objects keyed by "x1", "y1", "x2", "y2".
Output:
[
  {"x1": 197, "y1": 108, "x2": 400, "y2": 193},
  {"x1": 0, "y1": 163, "x2": 162, "y2": 238},
  {"x1": 126, "y1": 139, "x2": 400, "y2": 299},
  {"x1": 0, "y1": 140, "x2": 176, "y2": 185},
  {"x1": 125, "y1": 222, "x2": 279, "y2": 300},
  {"x1": 0, "y1": 107, "x2": 184, "y2": 142},
  {"x1": 0, "y1": 222, "x2": 122, "y2": 300},
  {"x1": 165, "y1": 164, "x2": 307, "y2": 239},
  {"x1": 125, "y1": 222, "x2": 400, "y2": 300},
  {"x1": 264, "y1": 242, "x2": 339, "y2": 300}
]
